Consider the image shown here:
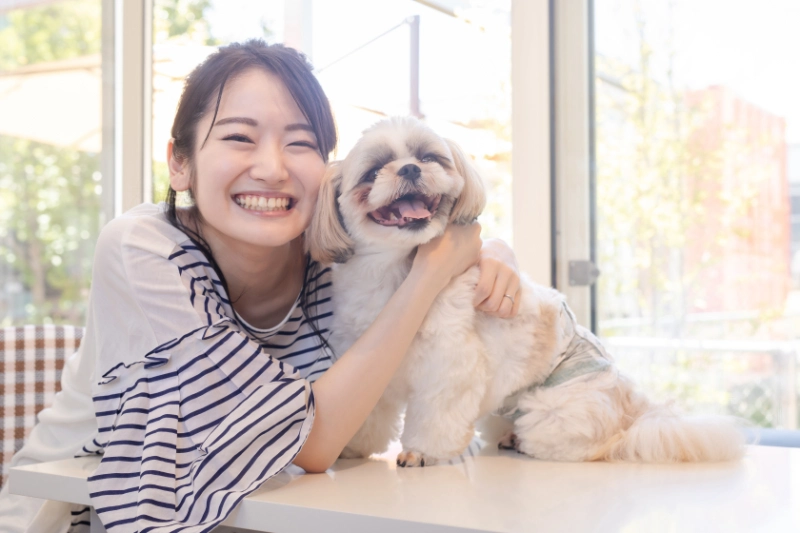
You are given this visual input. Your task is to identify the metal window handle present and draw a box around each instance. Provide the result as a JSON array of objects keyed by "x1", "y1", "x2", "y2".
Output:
[{"x1": 568, "y1": 260, "x2": 601, "y2": 286}]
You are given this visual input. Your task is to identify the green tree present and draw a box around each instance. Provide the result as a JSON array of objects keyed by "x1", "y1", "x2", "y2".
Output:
[
  {"x1": 154, "y1": 0, "x2": 217, "y2": 45},
  {"x1": 0, "y1": 138, "x2": 100, "y2": 324},
  {"x1": 596, "y1": 3, "x2": 725, "y2": 339},
  {"x1": 595, "y1": 0, "x2": 789, "y2": 427},
  {"x1": 0, "y1": 1, "x2": 102, "y2": 325},
  {"x1": 0, "y1": 0, "x2": 218, "y2": 325},
  {"x1": 0, "y1": 1, "x2": 101, "y2": 70}
]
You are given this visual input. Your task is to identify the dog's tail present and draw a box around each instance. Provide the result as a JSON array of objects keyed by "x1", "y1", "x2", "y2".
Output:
[{"x1": 598, "y1": 402, "x2": 747, "y2": 463}]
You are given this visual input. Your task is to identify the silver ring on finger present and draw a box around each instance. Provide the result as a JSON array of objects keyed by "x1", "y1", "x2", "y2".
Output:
[{"x1": 503, "y1": 294, "x2": 515, "y2": 305}]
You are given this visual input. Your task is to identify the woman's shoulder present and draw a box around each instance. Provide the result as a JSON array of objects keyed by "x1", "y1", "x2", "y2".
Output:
[{"x1": 97, "y1": 202, "x2": 191, "y2": 259}]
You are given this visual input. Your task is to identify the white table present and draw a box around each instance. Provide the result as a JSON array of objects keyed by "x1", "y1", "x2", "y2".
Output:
[{"x1": 9, "y1": 442, "x2": 800, "y2": 533}]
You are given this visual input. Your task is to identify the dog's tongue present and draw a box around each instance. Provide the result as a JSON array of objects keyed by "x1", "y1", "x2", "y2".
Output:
[{"x1": 393, "y1": 198, "x2": 431, "y2": 219}]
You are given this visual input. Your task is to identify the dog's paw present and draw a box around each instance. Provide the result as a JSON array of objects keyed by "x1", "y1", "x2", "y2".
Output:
[
  {"x1": 498, "y1": 431, "x2": 523, "y2": 453},
  {"x1": 396, "y1": 450, "x2": 435, "y2": 468}
]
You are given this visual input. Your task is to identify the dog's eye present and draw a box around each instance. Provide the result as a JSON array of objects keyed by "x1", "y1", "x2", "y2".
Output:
[
  {"x1": 420, "y1": 154, "x2": 436, "y2": 163},
  {"x1": 362, "y1": 167, "x2": 381, "y2": 183}
]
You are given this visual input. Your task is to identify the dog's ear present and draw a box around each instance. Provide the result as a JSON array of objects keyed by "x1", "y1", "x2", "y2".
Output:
[
  {"x1": 445, "y1": 139, "x2": 487, "y2": 224},
  {"x1": 306, "y1": 161, "x2": 354, "y2": 264}
]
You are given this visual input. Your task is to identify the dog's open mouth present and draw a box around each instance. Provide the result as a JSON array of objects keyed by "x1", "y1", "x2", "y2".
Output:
[{"x1": 368, "y1": 193, "x2": 441, "y2": 228}]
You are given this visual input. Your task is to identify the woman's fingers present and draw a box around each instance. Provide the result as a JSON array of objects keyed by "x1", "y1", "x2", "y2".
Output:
[
  {"x1": 477, "y1": 267, "x2": 512, "y2": 313},
  {"x1": 478, "y1": 270, "x2": 520, "y2": 318},
  {"x1": 414, "y1": 222, "x2": 482, "y2": 287},
  {"x1": 472, "y1": 238, "x2": 522, "y2": 318}
]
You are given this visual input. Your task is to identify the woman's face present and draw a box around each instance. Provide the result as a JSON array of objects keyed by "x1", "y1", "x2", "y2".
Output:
[{"x1": 170, "y1": 68, "x2": 326, "y2": 250}]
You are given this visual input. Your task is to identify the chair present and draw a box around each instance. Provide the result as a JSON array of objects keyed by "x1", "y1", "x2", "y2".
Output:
[{"x1": 0, "y1": 325, "x2": 84, "y2": 487}]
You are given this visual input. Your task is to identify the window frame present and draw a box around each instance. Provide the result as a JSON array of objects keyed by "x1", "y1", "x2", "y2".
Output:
[{"x1": 101, "y1": 0, "x2": 151, "y2": 221}]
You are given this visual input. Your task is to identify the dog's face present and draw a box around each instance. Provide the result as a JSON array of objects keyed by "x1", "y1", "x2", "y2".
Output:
[
  {"x1": 307, "y1": 117, "x2": 487, "y2": 263},
  {"x1": 338, "y1": 118, "x2": 461, "y2": 248}
]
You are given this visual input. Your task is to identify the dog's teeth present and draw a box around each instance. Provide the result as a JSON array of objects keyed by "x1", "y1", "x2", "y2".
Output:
[{"x1": 389, "y1": 212, "x2": 397, "y2": 221}]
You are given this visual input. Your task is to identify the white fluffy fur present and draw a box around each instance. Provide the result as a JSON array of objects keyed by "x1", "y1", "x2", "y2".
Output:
[{"x1": 306, "y1": 117, "x2": 745, "y2": 466}]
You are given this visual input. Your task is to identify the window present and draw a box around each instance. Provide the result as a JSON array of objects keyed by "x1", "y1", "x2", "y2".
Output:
[
  {"x1": 591, "y1": 0, "x2": 799, "y2": 428},
  {"x1": 2, "y1": 0, "x2": 550, "y2": 324},
  {"x1": 0, "y1": 0, "x2": 103, "y2": 325},
  {"x1": 312, "y1": 0, "x2": 512, "y2": 242},
  {"x1": 149, "y1": 0, "x2": 513, "y2": 242}
]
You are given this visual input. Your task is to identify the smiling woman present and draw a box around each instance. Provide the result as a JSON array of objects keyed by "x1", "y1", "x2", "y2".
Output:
[
  {"x1": 168, "y1": 68, "x2": 326, "y2": 251},
  {"x1": 0, "y1": 38, "x2": 521, "y2": 533}
]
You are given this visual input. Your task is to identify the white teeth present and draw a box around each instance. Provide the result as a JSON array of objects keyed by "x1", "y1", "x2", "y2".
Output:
[
  {"x1": 389, "y1": 212, "x2": 397, "y2": 221},
  {"x1": 235, "y1": 195, "x2": 291, "y2": 212}
]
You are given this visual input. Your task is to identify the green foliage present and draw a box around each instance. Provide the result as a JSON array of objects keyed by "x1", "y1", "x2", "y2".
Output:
[
  {"x1": 0, "y1": 136, "x2": 100, "y2": 325},
  {"x1": 595, "y1": 50, "x2": 721, "y2": 336},
  {"x1": 596, "y1": 2, "x2": 791, "y2": 429},
  {"x1": 0, "y1": 0, "x2": 220, "y2": 325},
  {"x1": 0, "y1": 1, "x2": 101, "y2": 71},
  {"x1": 597, "y1": 2, "x2": 785, "y2": 339},
  {"x1": 154, "y1": 0, "x2": 218, "y2": 46}
]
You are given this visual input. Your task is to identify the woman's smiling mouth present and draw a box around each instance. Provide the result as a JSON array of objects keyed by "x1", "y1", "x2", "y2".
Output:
[{"x1": 233, "y1": 194, "x2": 294, "y2": 213}]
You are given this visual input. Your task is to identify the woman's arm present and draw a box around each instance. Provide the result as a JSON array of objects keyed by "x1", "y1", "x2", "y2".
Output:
[{"x1": 294, "y1": 223, "x2": 482, "y2": 472}]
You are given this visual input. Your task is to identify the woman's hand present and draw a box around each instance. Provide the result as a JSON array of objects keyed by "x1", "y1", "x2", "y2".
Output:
[
  {"x1": 412, "y1": 222, "x2": 482, "y2": 291},
  {"x1": 473, "y1": 238, "x2": 521, "y2": 318}
]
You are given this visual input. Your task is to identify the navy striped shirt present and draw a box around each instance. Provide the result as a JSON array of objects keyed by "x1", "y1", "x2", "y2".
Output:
[{"x1": 74, "y1": 203, "x2": 333, "y2": 532}]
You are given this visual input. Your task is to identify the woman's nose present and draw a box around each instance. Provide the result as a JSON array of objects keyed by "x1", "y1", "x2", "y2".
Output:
[{"x1": 250, "y1": 142, "x2": 288, "y2": 184}]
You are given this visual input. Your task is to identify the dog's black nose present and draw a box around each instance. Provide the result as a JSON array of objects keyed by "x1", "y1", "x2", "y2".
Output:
[{"x1": 397, "y1": 163, "x2": 421, "y2": 181}]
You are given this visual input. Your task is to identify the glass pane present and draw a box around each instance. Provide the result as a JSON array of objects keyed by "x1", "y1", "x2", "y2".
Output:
[
  {"x1": 594, "y1": 0, "x2": 799, "y2": 428},
  {"x1": 150, "y1": 0, "x2": 512, "y2": 243},
  {"x1": 313, "y1": 0, "x2": 512, "y2": 241},
  {"x1": 0, "y1": 0, "x2": 103, "y2": 325}
]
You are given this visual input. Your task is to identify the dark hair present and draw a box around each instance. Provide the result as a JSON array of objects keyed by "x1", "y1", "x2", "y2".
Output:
[{"x1": 166, "y1": 39, "x2": 337, "y2": 352}]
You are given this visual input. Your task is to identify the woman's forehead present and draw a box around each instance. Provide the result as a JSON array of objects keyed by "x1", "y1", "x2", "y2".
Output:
[{"x1": 216, "y1": 68, "x2": 306, "y2": 123}]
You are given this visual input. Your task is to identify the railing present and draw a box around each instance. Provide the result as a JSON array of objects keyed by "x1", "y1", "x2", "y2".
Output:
[{"x1": 601, "y1": 336, "x2": 799, "y2": 429}]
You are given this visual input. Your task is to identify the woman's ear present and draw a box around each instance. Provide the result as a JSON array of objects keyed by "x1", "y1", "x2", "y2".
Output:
[
  {"x1": 168, "y1": 139, "x2": 191, "y2": 191},
  {"x1": 445, "y1": 139, "x2": 487, "y2": 224},
  {"x1": 305, "y1": 162, "x2": 354, "y2": 264}
]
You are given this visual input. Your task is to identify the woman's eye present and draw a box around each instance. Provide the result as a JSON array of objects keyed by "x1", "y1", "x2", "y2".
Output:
[
  {"x1": 290, "y1": 141, "x2": 319, "y2": 150},
  {"x1": 223, "y1": 134, "x2": 252, "y2": 143}
]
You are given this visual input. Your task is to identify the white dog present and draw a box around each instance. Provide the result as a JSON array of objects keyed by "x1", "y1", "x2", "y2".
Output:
[{"x1": 306, "y1": 117, "x2": 745, "y2": 466}]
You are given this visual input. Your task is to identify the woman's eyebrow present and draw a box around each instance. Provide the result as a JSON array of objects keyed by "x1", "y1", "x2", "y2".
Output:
[
  {"x1": 286, "y1": 123, "x2": 314, "y2": 133},
  {"x1": 214, "y1": 116, "x2": 258, "y2": 127}
]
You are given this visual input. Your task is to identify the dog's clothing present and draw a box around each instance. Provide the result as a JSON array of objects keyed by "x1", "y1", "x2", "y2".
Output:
[{"x1": 494, "y1": 303, "x2": 614, "y2": 421}]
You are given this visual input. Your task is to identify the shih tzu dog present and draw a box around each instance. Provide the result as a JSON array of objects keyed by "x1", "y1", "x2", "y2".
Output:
[{"x1": 306, "y1": 116, "x2": 745, "y2": 466}]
